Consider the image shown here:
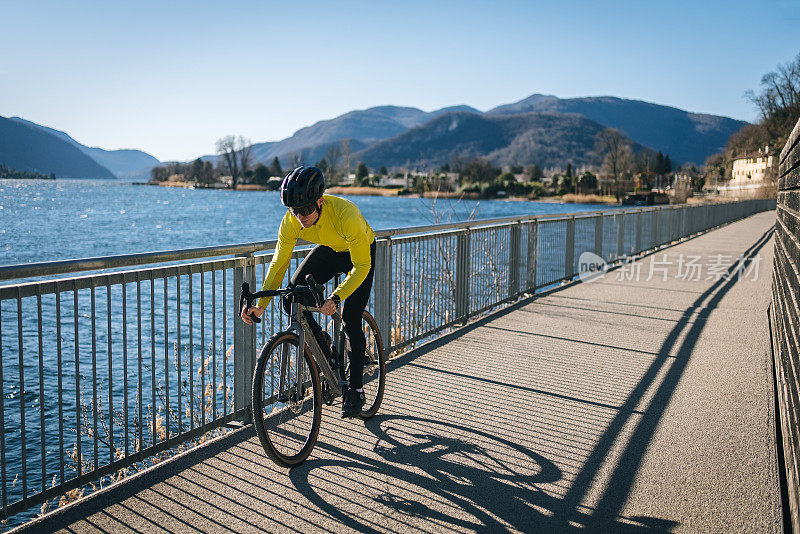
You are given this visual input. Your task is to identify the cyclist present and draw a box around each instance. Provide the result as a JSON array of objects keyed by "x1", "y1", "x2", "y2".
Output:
[{"x1": 240, "y1": 166, "x2": 376, "y2": 418}]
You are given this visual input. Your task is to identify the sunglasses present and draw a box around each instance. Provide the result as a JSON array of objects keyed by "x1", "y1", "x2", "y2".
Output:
[{"x1": 289, "y1": 202, "x2": 318, "y2": 217}]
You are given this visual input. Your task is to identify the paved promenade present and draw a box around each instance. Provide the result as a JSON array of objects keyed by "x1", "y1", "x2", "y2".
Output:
[{"x1": 20, "y1": 212, "x2": 780, "y2": 533}]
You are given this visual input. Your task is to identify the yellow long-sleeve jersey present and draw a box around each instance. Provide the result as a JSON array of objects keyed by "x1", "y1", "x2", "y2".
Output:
[{"x1": 258, "y1": 195, "x2": 375, "y2": 308}]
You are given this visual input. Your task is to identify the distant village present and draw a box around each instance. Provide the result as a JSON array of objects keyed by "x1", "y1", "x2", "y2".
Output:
[{"x1": 147, "y1": 145, "x2": 778, "y2": 205}]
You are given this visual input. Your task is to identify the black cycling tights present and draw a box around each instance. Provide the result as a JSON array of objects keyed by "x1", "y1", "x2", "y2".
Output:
[{"x1": 282, "y1": 241, "x2": 376, "y2": 389}]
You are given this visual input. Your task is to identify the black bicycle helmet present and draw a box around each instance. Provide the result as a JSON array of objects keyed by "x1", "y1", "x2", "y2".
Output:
[{"x1": 280, "y1": 166, "x2": 325, "y2": 207}]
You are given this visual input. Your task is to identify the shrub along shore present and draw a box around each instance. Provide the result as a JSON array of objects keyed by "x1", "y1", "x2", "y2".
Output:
[{"x1": 146, "y1": 180, "x2": 620, "y2": 204}]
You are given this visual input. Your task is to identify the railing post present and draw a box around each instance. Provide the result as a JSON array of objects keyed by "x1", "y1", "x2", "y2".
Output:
[
  {"x1": 373, "y1": 238, "x2": 392, "y2": 352},
  {"x1": 671, "y1": 208, "x2": 678, "y2": 242},
  {"x1": 233, "y1": 252, "x2": 256, "y2": 416},
  {"x1": 565, "y1": 216, "x2": 575, "y2": 280},
  {"x1": 635, "y1": 209, "x2": 643, "y2": 253},
  {"x1": 594, "y1": 214, "x2": 603, "y2": 259},
  {"x1": 650, "y1": 209, "x2": 657, "y2": 249},
  {"x1": 455, "y1": 230, "x2": 471, "y2": 322},
  {"x1": 685, "y1": 206, "x2": 691, "y2": 236},
  {"x1": 508, "y1": 223, "x2": 522, "y2": 298},
  {"x1": 616, "y1": 212, "x2": 625, "y2": 259},
  {"x1": 526, "y1": 220, "x2": 538, "y2": 292}
]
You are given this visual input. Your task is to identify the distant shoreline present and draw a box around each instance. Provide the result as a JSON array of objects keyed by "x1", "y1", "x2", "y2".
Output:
[
  {"x1": 330, "y1": 186, "x2": 619, "y2": 204},
  {"x1": 0, "y1": 176, "x2": 56, "y2": 180},
  {"x1": 141, "y1": 181, "x2": 621, "y2": 205}
]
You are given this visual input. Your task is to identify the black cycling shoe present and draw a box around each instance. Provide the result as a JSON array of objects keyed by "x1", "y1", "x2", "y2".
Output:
[{"x1": 341, "y1": 388, "x2": 365, "y2": 418}]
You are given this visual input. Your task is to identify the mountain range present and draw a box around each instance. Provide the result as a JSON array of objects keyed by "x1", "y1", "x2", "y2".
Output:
[
  {"x1": 247, "y1": 105, "x2": 481, "y2": 166},
  {"x1": 1, "y1": 94, "x2": 748, "y2": 179},
  {"x1": 0, "y1": 116, "x2": 116, "y2": 179},
  {"x1": 485, "y1": 94, "x2": 745, "y2": 164},
  {"x1": 243, "y1": 95, "x2": 746, "y2": 171},
  {"x1": 10, "y1": 117, "x2": 159, "y2": 178},
  {"x1": 356, "y1": 111, "x2": 653, "y2": 169},
  {"x1": 0, "y1": 116, "x2": 158, "y2": 179}
]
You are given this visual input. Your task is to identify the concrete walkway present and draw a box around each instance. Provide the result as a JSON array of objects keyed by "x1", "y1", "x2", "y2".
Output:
[{"x1": 20, "y1": 212, "x2": 780, "y2": 533}]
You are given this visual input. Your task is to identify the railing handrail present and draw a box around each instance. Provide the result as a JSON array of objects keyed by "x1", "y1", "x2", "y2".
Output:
[{"x1": 0, "y1": 203, "x2": 694, "y2": 282}]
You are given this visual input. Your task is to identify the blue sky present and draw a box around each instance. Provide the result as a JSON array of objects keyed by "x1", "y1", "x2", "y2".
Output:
[{"x1": 1, "y1": 0, "x2": 798, "y2": 161}]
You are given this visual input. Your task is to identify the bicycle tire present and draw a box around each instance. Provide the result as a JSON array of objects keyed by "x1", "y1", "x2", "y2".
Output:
[
  {"x1": 251, "y1": 331, "x2": 322, "y2": 467},
  {"x1": 350, "y1": 310, "x2": 386, "y2": 419}
]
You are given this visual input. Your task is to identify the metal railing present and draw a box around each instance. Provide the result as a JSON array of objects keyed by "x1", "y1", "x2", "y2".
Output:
[{"x1": 0, "y1": 198, "x2": 775, "y2": 522}]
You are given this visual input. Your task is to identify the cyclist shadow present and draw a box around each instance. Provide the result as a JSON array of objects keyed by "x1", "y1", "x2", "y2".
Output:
[{"x1": 288, "y1": 414, "x2": 676, "y2": 533}]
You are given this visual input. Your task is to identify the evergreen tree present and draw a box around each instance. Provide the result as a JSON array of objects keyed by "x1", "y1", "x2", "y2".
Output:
[
  {"x1": 526, "y1": 164, "x2": 544, "y2": 181},
  {"x1": 556, "y1": 174, "x2": 575, "y2": 196},
  {"x1": 315, "y1": 158, "x2": 329, "y2": 174},
  {"x1": 577, "y1": 171, "x2": 598, "y2": 193},
  {"x1": 379, "y1": 166, "x2": 388, "y2": 175},
  {"x1": 253, "y1": 163, "x2": 270, "y2": 185},
  {"x1": 269, "y1": 157, "x2": 282, "y2": 177},
  {"x1": 356, "y1": 162, "x2": 369, "y2": 181},
  {"x1": 565, "y1": 163, "x2": 573, "y2": 178},
  {"x1": 189, "y1": 158, "x2": 204, "y2": 182}
]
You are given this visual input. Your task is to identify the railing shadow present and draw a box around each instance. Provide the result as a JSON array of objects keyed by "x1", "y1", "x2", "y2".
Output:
[{"x1": 563, "y1": 225, "x2": 775, "y2": 530}]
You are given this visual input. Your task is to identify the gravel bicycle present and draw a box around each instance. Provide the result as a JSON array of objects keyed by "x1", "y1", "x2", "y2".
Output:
[{"x1": 239, "y1": 276, "x2": 386, "y2": 467}]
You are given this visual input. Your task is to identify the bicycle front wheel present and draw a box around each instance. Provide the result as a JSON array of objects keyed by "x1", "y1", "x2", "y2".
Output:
[{"x1": 252, "y1": 331, "x2": 321, "y2": 467}]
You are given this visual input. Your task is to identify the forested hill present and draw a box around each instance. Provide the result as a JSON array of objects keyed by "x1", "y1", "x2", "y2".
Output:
[
  {"x1": 248, "y1": 104, "x2": 480, "y2": 164},
  {"x1": 0, "y1": 116, "x2": 116, "y2": 179},
  {"x1": 244, "y1": 96, "x2": 744, "y2": 169},
  {"x1": 355, "y1": 111, "x2": 644, "y2": 169},
  {"x1": 487, "y1": 94, "x2": 748, "y2": 164}
]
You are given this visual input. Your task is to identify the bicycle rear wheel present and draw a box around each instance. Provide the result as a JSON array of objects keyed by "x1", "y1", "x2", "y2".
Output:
[
  {"x1": 347, "y1": 310, "x2": 386, "y2": 418},
  {"x1": 252, "y1": 331, "x2": 321, "y2": 467}
]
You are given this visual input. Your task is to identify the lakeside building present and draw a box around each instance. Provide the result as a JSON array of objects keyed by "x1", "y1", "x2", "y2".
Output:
[{"x1": 717, "y1": 146, "x2": 777, "y2": 198}]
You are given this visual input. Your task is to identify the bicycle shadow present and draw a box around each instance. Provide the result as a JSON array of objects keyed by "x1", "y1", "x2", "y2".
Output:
[{"x1": 288, "y1": 414, "x2": 677, "y2": 533}]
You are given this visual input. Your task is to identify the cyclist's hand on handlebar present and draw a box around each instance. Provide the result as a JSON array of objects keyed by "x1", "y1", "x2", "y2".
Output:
[
  {"x1": 241, "y1": 305, "x2": 265, "y2": 325},
  {"x1": 319, "y1": 298, "x2": 337, "y2": 316}
]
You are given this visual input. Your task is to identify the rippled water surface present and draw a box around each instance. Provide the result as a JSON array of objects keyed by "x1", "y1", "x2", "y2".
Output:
[{"x1": 0, "y1": 179, "x2": 615, "y2": 266}]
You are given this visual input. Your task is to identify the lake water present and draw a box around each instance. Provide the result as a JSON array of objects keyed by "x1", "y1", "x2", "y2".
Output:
[{"x1": 0, "y1": 179, "x2": 616, "y2": 267}]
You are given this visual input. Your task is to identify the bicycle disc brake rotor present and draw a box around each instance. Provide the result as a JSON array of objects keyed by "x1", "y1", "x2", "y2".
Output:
[
  {"x1": 364, "y1": 351, "x2": 378, "y2": 377},
  {"x1": 321, "y1": 380, "x2": 335, "y2": 405},
  {"x1": 287, "y1": 386, "x2": 305, "y2": 414}
]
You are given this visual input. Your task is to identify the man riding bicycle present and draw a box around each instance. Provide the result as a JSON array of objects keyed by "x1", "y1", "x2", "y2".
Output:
[{"x1": 240, "y1": 166, "x2": 376, "y2": 418}]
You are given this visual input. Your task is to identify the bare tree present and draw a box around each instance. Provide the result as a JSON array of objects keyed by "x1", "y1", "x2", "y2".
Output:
[
  {"x1": 290, "y1": 152, "x2": 304, "y2": 169},
  {"x1": 325, "y1": 144, "x2": 342, "y2": 184},
  {"x1": 633, "y1": 149, "x2": 657, "y2": 190},
  {"x1": 340, "y1": 139, "x2": 352, "y2": 180},
  {"x1": 240, "y1": 143, "x2": 253, "y2": 178},
  {"x1": 595, "y1": 128, "x2": 632, "y2": 199},
  {"x1": 215, "y1": 135, "x2": 252, "y2": 189},
  {"x1": 745, "y1": 53, "x2": 800, "y2": 140}
]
